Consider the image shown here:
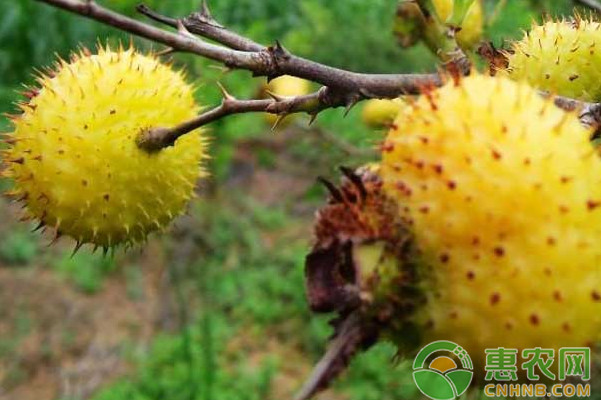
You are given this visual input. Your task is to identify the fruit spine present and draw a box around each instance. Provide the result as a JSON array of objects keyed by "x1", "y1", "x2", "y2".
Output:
[{"x1": 504, "y1": 18, "x2": 601, "y2": 101}]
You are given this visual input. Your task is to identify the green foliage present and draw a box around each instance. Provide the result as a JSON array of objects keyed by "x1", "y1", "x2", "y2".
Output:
[
  {"x1": 90, "y1": 199, "x2": 314, "y2": 400},
  {"x1": 90, "y1": 197, "x2": 426, "y2": 400},
  {"x1": 0, "y1": 229, "x2": 39, "y2": 266},
  {"x1": 52, "y1": 250, "x2": 116, "y2": 293}
]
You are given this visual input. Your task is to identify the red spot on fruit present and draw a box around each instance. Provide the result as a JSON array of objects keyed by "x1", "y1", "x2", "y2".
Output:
[
  {"x1": 592, "y1": 291, "x2": 601, "y2": 302},
  {"x1": 530, "y1": 314, "x2": 540, "y2": 326},
  {"x1": 587, "y1": 200, "x2": 601, "y2": 210},
  {"x1": 493, "y1": 247, "x2": 505, "y2": 257},
  {"x1": 395, "y1": 181, "x2": 412, "y2": 196},
  {"x1": 492, "y1": 149, "x2": 502, "y2": 160},
  {"x1": 466, "y1": 271, "x2": 475, "y2": 280},
  {"x1": 490, "y1": 293, "x2": 501, "y2": 305},
  {"x1": 440, "y1": 253, "x2": 450, "y2": 263},
  {"x1": 447, "y1": 181, "x2": 457, "y2": 190},
  {"x1": 553, "y1": 290, "x2": 563, "y2": 302},
  {"x1": 381, "y1": 142, "x2": 394, "y2": 152}
]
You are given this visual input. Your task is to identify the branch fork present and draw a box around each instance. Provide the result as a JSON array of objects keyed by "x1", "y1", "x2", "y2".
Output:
[{"x1": 35, "y1": 0, "x2": 601, "y2": 152}]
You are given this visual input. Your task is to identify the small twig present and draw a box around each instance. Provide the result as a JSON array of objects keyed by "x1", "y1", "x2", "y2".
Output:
[
  {"x1": 137, "y1": 89, "x2": 331, "y2": 151},
  {"x1": 415, "y1": 0, "x2": 471, "y2": 74},
  {"x1": 137, "y1": 3, "x2": 263, "y2": 52},
  {"x1": 574, "y1": 0, "x2": 601, "y2": 12}
]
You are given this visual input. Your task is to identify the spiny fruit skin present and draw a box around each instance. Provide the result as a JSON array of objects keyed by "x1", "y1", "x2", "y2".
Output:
[
  {"x1": 505, "y1": 19, "x2": 601, "y2": 102},
  {"x1": 432, "y1": 0, "x2": 483, "y2": 49},
  {"x1": 381, "y1": 74, "x2": 601, "y2": 369},
  {"x1": 4, "y1": 46, "x2": 207, "y2": 249},
  {"x1": 361, "y1": 99, "x2": 404, "y2": 129}
]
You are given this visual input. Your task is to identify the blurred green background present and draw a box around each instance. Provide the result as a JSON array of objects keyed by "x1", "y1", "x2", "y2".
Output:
[{"x1": 0, "y1": 1, "x2": 585, "y2": 399}]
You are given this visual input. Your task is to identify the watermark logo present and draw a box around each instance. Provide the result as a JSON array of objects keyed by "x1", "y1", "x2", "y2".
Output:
[
  {"x1": 412, "y1": 341, "x2": 474, "y2": 400},
  {"x1": 483, "y1": 347, "x2": 591, "y2": 397},
  {"x1": 412, "y1": 343, "x2": 592, "y2": 398}
]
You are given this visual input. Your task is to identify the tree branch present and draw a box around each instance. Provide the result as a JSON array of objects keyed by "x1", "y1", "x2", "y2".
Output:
[
  {"x1": 36, "y1": 0, "x2": 443, "y2": 152},
  {"x1": 36, "y1": 0, "x2": 440, "y2": 96},
  {"x1": 554, "y1": 95, "x2": 601, "y2": 131},
  {"x1": 35, "y1": 0, "x2": 601, "y2": 151},
  {"x1": 137, "y1": 87, "x2": 335, "y2": 151}
]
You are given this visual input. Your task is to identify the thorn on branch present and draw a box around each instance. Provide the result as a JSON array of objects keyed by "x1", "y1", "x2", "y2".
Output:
[
  {"x1": 270, "y1": 40, "x2": 291, "y2": 61},
  {"x1": 216, "y1": 82, "x2": 236, "y2": 101},
  {"x1": 271, "y1": 114, "x2": 288, "y2": 131},
  {"x1": 176, "y1": 20, "x2": 196, "y2": 40},
  {"x1": 155, "y1": 46, "x2": 175, "y2": 56},
  {"x1": 199, "y1": 0, "x2": 213, "y2": 20},
  {"x1": 265, "y1": 90, "x2": 286, "y2": 102},
  {"x1": 344, "y1": 94, "x2": 361, "y2": 117}
]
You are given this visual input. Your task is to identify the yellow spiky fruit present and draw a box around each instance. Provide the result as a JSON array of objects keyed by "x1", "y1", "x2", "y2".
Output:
[
  {"x1": 381, "y1": 74, "x2": 601, "y2": 368},
  {"x1": 505, "y1": 19, "x2": 601, "y2": 101},
  {"x1": 262, "y1": 75, "x2": 311, "y2": 127},
  {"x1": 361, "y1": 99, "x2": 405, "y2": 129},
  {"x1": 3, "y1": 45, "x2": 207, "y2": 249},
  {"x1": 432, "y1": 0, "x2": 483, "y2": 49}
]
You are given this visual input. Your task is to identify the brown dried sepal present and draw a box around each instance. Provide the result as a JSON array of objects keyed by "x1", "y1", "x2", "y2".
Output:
[
  {"x1": 477, "y1": 42, "x2": 510, "y2": 76},
  {"x1": 306, "y1": 166, "x2": 406, "y2": 314}
]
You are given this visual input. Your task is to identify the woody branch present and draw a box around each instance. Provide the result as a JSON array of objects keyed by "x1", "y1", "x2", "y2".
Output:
[
  {"x1": 35, "y1": 0, "x2": 443, "y2": 149},
  {"x1": 35, "y1": 0, "x2": 601, "y2": 151}
]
